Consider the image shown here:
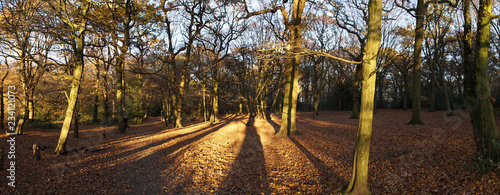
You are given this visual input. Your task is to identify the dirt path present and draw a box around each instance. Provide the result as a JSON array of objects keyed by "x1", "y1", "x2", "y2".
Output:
[{"x1": 1, "y1": 110, "x2": 499, "y2": 194}]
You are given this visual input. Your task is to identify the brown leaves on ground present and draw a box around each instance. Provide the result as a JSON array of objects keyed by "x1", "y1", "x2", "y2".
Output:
[{"x1": 0, "y1": 109, "x2": 499, "y2": 194}]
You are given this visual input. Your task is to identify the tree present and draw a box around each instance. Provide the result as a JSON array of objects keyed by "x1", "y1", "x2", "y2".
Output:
[
  {"x1": 423, "y1": 5, "x2": 454, "y2": 115},
  {"x1": 392, "y1": 25, "x2": 414, "y2": 110},
  {"x1": 198, "y1": 3, "x2": 245, "y2": 123},
  {"x1": 109, "y1": 0, "x2": 134, "y2": 133},
  {"x1": 48, "y1": 0, "x2": 92, "y2": 154},
  {"x1": 177, "y1": 0, "x2": 209, "y2": 126},
  {"x1": 95, "y1": 0, "x2": 151, "y2": 133},
  {"x1": 399, "y1": 0, "x2": 456, "y2": 125},
  {"x1": 331, "y1": 0, "x2": 368, "y2": 119},
  {"x1": 464, "y1": 0, "x2": 500, "y2": 162},
  {"x1": 343, "y1": 0, "x2": 382, "y2": 193},
  {"x1": 306, "y1": 14, "x2": 337, "y2": 118},
  {"x1": 0, "y1": 59, "x2": 9, "y2": 130},
  {"x1": 407, "y1": 0, "x2": 427, "y2": 125},
  {"x1": 239, "y1": 0, "x2": 305, "y2": 135},
  {"x1": 0, "y1": 0, "x2": 48, "y2": 134},
  {"x1": 274, "y1": 0, "x2": 306, "y2": 136}
]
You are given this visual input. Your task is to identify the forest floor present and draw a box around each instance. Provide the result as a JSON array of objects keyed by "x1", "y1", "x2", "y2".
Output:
[{"x1": 1, "y1": 109, "x2": 499, "y2": 194}]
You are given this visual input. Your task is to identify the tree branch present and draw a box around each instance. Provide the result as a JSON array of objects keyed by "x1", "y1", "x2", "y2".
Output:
[
  {"x1": 304, "y1": 49, "x2": 361, "y2": 64},
  {"x1": 239, "y1": 0, "x2": 288, "y2": 26}
]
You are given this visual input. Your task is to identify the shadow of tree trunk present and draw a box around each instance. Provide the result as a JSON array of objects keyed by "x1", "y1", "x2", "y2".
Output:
[{"x1": 218, "y1": 118, "x2": 269, "y2": 194}]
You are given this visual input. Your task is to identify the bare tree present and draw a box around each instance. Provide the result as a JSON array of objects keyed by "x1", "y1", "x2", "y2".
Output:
[
  {"x1": 46, "y1": 0, "x2": 92, "y2": 154},
  {"x1": 198, "y1": 3, "x2": 245, "y2": 123},
  {"x1": 0, "y1": 0, "x2": 50, "y2": 134}
]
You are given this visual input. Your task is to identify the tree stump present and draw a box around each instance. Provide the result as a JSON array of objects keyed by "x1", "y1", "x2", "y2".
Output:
[
  {"x1": 102, "y1": 130, "x2": 106, "y2": 140},
  {"x1": 33, "y1": 144, "x2": 41, "y2": 160}
]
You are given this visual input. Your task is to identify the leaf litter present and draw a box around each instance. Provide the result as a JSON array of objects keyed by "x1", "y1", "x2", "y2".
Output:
[{"x1": 0, "y1": 109, "x2": 498, "y2": 194}]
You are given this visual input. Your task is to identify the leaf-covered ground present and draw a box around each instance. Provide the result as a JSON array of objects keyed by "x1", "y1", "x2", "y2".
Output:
[{"x1": 1, "y1": 109, "x2": 499, "y2": 194}]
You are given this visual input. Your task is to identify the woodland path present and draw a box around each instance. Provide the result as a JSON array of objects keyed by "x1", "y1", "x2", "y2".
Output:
[{"x1": 1, "y1": 110, "x2": 499, "y2": 194}]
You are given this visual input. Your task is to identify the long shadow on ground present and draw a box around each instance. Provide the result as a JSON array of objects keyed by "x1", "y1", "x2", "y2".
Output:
[
  {"x1": 125, "y1": 116, "x2": 240, "y2": 194},
  {"x1": 289, "y1": 136, "x2": 347, "y2": 192},
  {"x1": 217, "y1": 116, "x2": 269, "y2": 194},
  {"x1": 47, "y1": 116, "x2": 239, "y2": 195}
]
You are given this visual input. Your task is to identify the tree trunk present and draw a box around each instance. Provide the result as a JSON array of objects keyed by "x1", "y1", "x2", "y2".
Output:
[
  {"x1": 408, "y1": 0, "x2": 426, "y2": 125},
  {"x1": 238, "y1": 99, "x2": 243, "y2": 115},
  {"x1": 0, "y1": 85, "x2": 3, "y2": 130},
  {"x1": 276, "y1": 0, "x2": 305, "y2": 136},
  {"x1": 303, "y1": 81, "x2": 310, "y2": 111},
  {"x1": 14, "y1": 84, "x2": 28, "y2": 135},
  {"x1": 73, "y1": 103, "x2": 79, "y2": 138},
  {"x1": 55, "y1": 34, "x2": 85, "y2": 154},
  {"x1": 212, "y1": 80, "x2": 220, "y2": 123},
  {"x1": 103, "y1": 72, "x2": 109, "y2": 125},
  {"x1": 466, "y1": 0, "x2": 500, "y2": 161},
  {"x1": 28, "y1": 98, "x2": 34, "y2": 121},
  {"x1": 439, "y1": 64, "x2": 453, "y2": 115},
  {"x1": 143, "y1": 94, "x2": 149, "y2": 120},
  {"x1": 344, "y1": 0, "x2": 382, "y2": 192},
  {"x1": 403, "y1": 73, "x2": 408, "y2": 111},
  {"x1": 165, "y1": 97, "x2": 170, "y2": 125},
  {"x1": 114, "y1": 1, "x2": 132, "y2": 134},
  {"x1": 313, "y1": 82, "x2": 320, "y2": 118},
  {"x1": 350, "y1": 64, "x2": 362, "y2": 119},
  {"x1": 377, "y1": 76, "x2": 383, "y2": 109},
  {"x1": 429, "y1": 62, "x2": 436, "y2": 112},
  {"x1": 0, "y1": 70, "x2": 8, "y2": 130},
  {"x1": 92, "y1": 66, "x2": 99, "y2": 124},
  {"x1": 170, "y1": 90, "x2": 176, "y2": 125},
  {"x1": 256, "y1": 68, "x2": 263, "y2": 119},
  {"x1": 277, "y1": 60, "x2": 300, "y2": 136},
  {"x1": 115, "y1": 58, "x2": 126, "y2": 133},
  {"x1": 175, "y1": 68, "x2": 185, "y2": 128},
  {"x1": 202, "y1": 82, "x2": 207, "y2": 123},
  {"x1": 270, "y1": 87, "x2": 281, "y2": 114}
]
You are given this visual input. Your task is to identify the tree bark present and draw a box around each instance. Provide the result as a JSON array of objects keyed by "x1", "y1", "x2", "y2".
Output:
[
  {"x1": 55, "y1": 33, "x2": 86, "y2": 154},
  {"x1": 115, "y1": 57, "x2": 126, "y2": 133},
  {"x1": 438, "y1": 62, "x2": 453, "y2": 116},
  {"x1": 408, "y1": 0, "x2": 426, "y2": 125},
  {"x1": 344, "y1": 0, "x2": 382, "y2": 193},
  {"x1": 403, "y1": 73, "x2": 409, "y2": 111},
  {"x1": 73, "y1": 103, "x2": 79, "y2": 138},
  {"x1": 114, "y1": 0, "x2": 133, "y2": 134},
  {"x1": 103, "y1": 70, "x2": 109, "y2": 125},
  {"x1": 275, "y1": 0, "x2": 305, "y2": 136},
  {"x1": 92, "y1": 66, "x2": 100, "y2": 124},
  {"x1": 28, "y1": 98, "x2": 34, "y2": 121},
  {"x1": 14, "y1": 83, "x2": 28, "y2": 135},
  {"x1": 0, "y1": 69, "x2": 8, "y2": 130},
  {"x1": 466, "y1": 0, "x2": 500, "y2": 161},
  {"x1": 212, "y1": 77, "x2": 220, "y2": 123},
  {"x1": 202, "y1": 82, "x2": 207, "y2": 123},
  {"x1": 175, "y1": 63, "x2": 185, "y2": 128},
  {"x1": 429, "y1": 60, "x2": 436, "y2": 112},
  {"x1": 313, "y1": 81, "x2": 320, "y2": 118},
  {"x1": 350, "y1": 64, "x2": 362, "y2": 119},
  {"x1": 0, "y1": 85, "x2": 3, "y2": 130}
]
